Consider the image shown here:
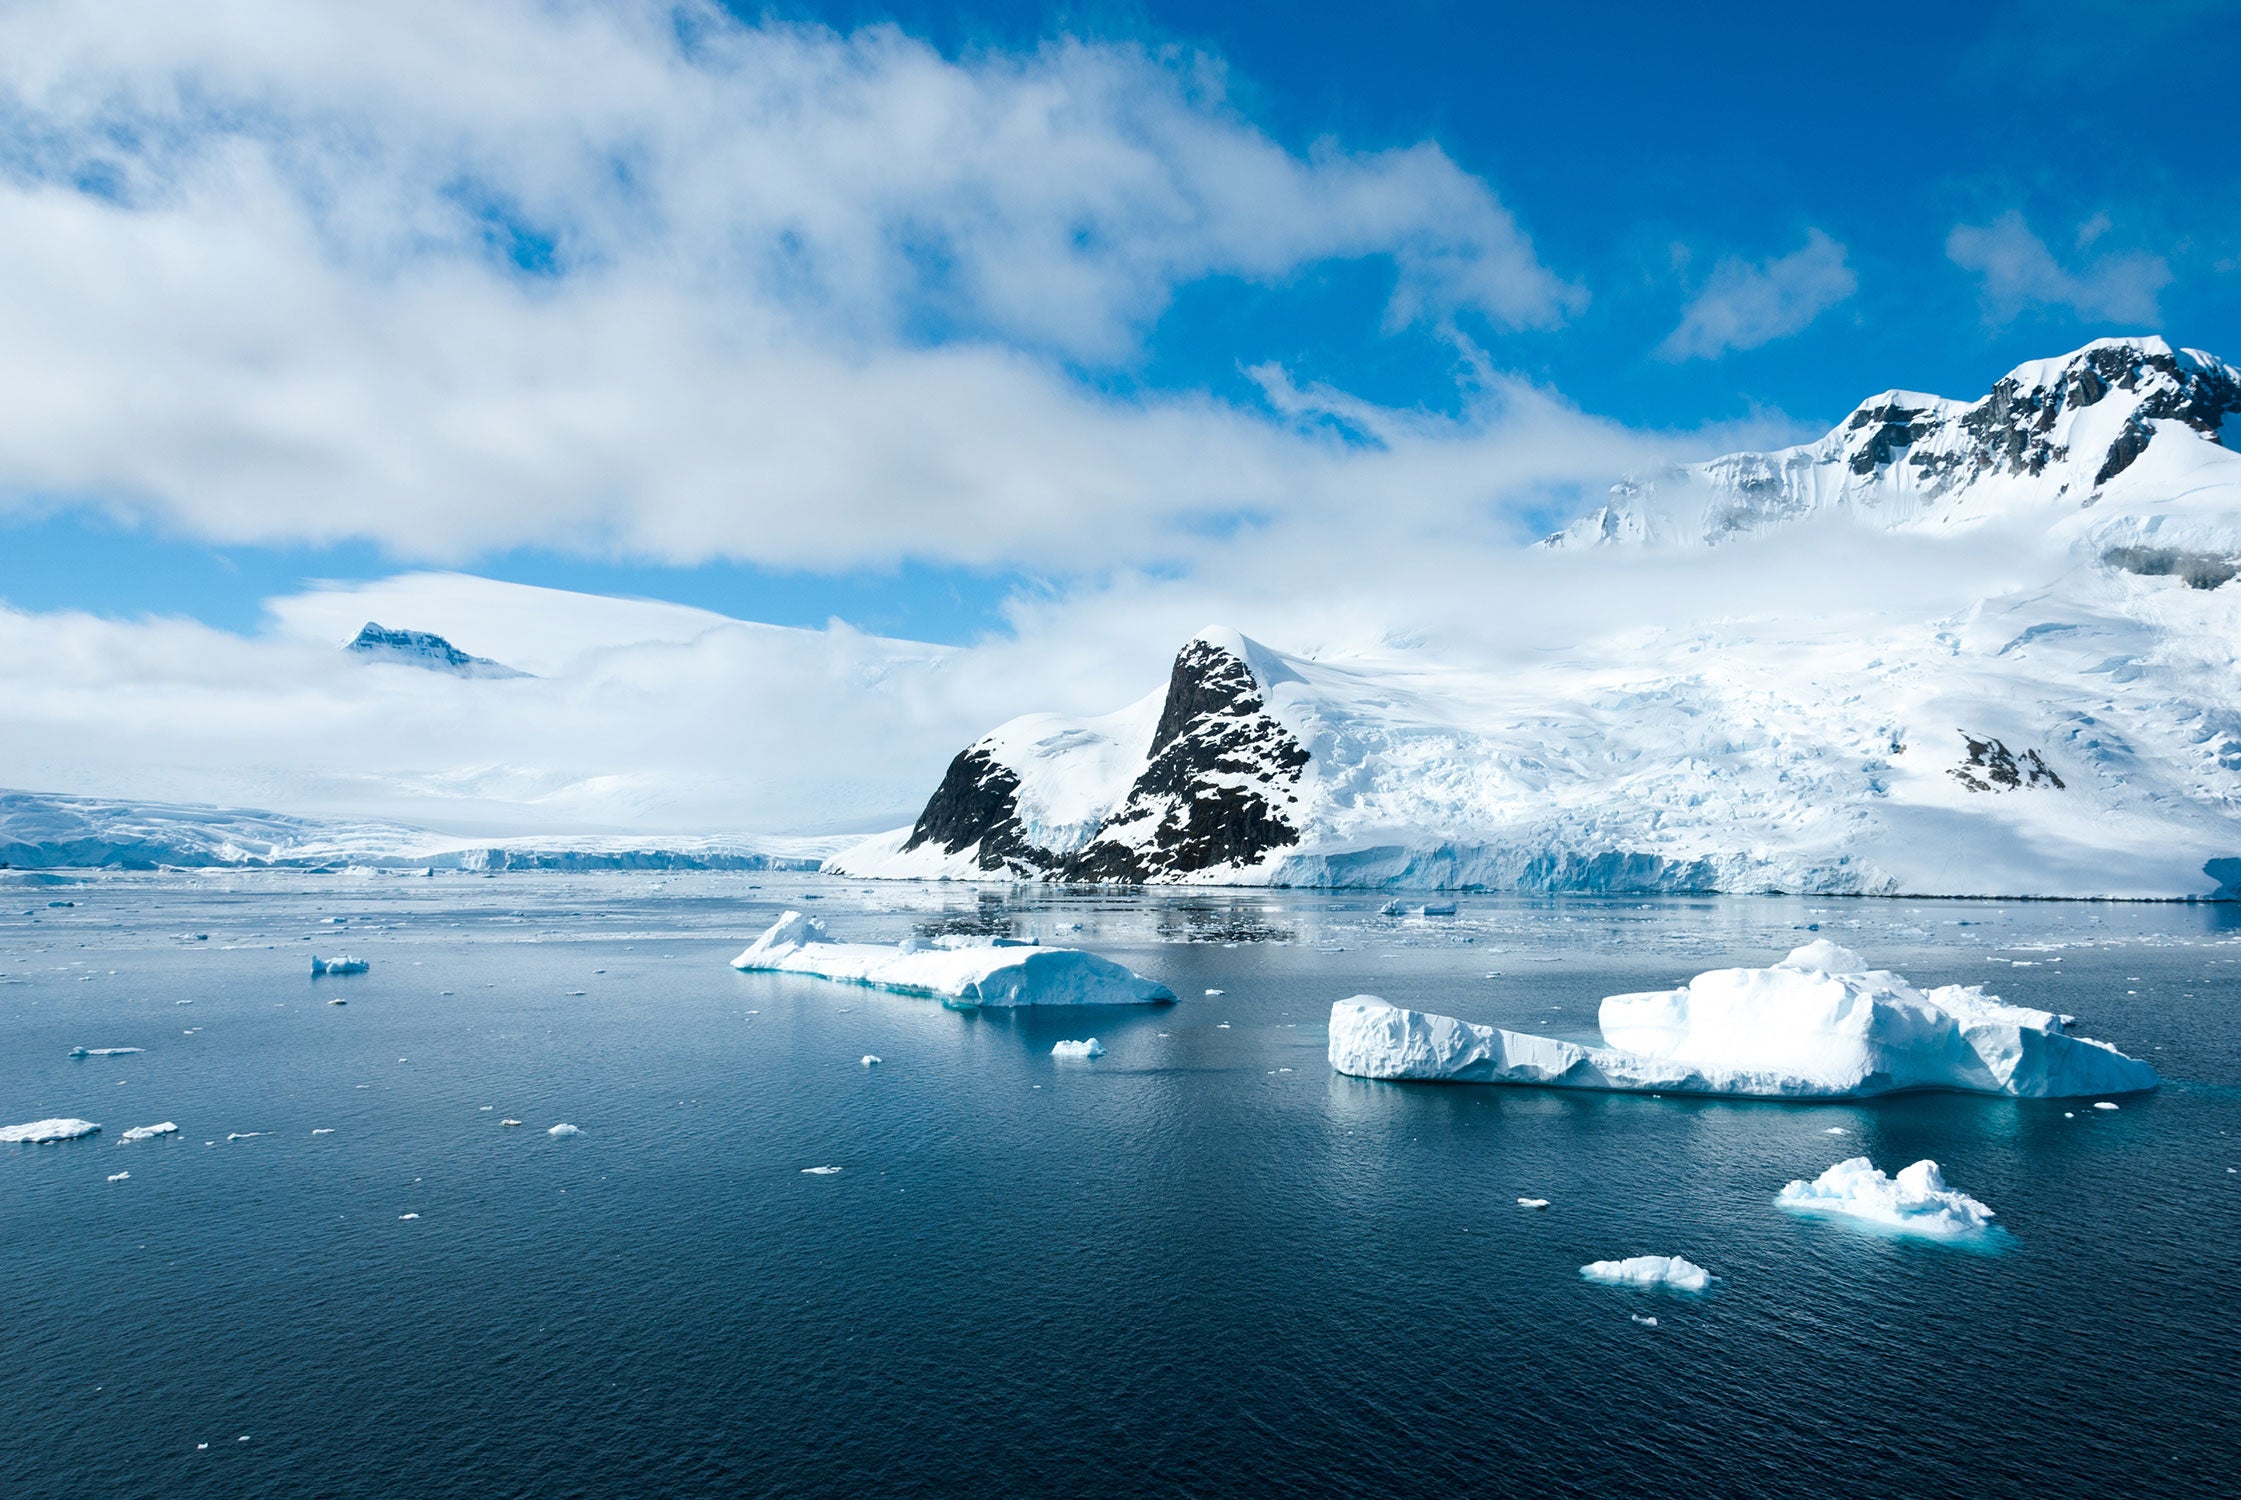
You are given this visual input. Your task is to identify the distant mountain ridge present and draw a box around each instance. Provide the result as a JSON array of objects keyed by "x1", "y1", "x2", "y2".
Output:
[{"x1": 347, "y1": 622, "x2": 528, "y2": 678}]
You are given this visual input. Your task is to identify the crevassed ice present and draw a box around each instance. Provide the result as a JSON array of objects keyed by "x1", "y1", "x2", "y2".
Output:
[
  {"x1": 1328, "y1": 940, "x2": 2156, "y2": 1100},
  {"x1": 730, "y1": 911, "x2": 1174, "y2": 1007},
  {"x1": 1776, "y1": 1157, "x2": 1999, "y2": 1239}
]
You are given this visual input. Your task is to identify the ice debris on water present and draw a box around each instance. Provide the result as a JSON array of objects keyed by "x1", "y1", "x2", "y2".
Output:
[
  {"x1": 1517, "y1": 1197, "x2": 1550, "y2": 1209},
  {"x1": 1631, "y1": 1314, "x2": 1658, "y2": 1327},
  {"x1": 69, "y1": 1046, "x2": 142, "y2": 1058},
  {"x1": 1204, "y1": 989, "x2": 1224, "y2": 996},
  {"x1": 1777, "y1": 1157, "x2": 1998, "y2": 1240},
  {"x1": 107, "y1": 1171, "x2": 129, "y2": 1183},
  {"x1": 547, "y1": 1123, "x2": 581, "y2": 1137},
  {"x1": 1051, "y1": 1038, "x2": 1106, "y2": 1059},
  {"x1": 802, "y1": 1165, "x2": 842, "y2": 1175},
  {"x1": 501, "y1": 1119, "x2": 522, "y2": 1127},
  {"x1": 226, "y1": 1132, "x2": 262, "y2": 1141},
  {"x1": 311, "y1": 1128, "x2": 335, "y2": 1135},
  {"x1": 311, "y1": 956, "x2": 369, "y2": 976},
  {"x1": 2093, "y1": 1101, "x2": 2119, "y2": 1111},
  {"x1": 1329, "y1": 940, "x2": 2158, "y2": 1100},
  {"x1": 731, "y1": 911, "x2": 1173, "y2": 1006},
  {"x1": 861, "y1": 1055, "x2": 881, "y2": 1067},
  {"x1": 399, "y1": 1213, "x2": 420, "y2": 1221},
  {"x1": 2, "y1": 1118, "x2": 101, "y2": 1143},
  {"x1": 117, "y1": 1122, "x2": 177, "y2": 1144},
  {"x1": 1823, "y1": 1127, "x2": 1848, "y2": 1135},
  {"x1": 1579, "y1": 1256, "x2": 1716, "y2": 1292}
]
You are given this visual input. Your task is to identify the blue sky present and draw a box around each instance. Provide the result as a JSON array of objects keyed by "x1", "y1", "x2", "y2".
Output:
[{"x1": 2, "y1": 0, "x2": 2236, "y2": 641}]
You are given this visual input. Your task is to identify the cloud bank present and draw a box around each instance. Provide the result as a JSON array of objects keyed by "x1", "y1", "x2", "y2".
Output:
[{"x1": 1659, "y1": 229, "x2": 1856, "y2": 361}]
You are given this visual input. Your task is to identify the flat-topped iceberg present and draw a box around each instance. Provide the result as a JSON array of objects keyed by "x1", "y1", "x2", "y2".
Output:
[
  {"x1": 2, "y1": 1118, "x2": 101, "y2": 1143},
  {"x1": 731, "y1": 911, "x2": 1174, "y2": 1007},
  {"x1": 1777, "y1": 1157, "x2": 1999, "y2": 1240},
  {"x1": 1328, "y1": 940, "x2": 2157, "y2": 1100},
  {"x1": 1580, "y1": 1255, "x2": 1715, "y2": 1291}
]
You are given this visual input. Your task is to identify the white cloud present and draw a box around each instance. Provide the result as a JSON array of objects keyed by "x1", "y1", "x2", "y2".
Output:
[
  {"x1": 0, "y1": 0, "x2": 1595, "y2": 571},
  {"x1": 1946, "y1": 211, "x2": 2170, "y2": 324},
  {"x1": 1658, "y1": 229, "x2": 1857, "y2": 361}
]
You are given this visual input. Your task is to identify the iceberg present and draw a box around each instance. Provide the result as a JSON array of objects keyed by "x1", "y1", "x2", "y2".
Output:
[
  {"x1": 2, "y1": 1118, "x2": 101, "y2": 1143},
  {"x1": 108, "y1": 1171, "x2": 130, "y2": 1183},
  {"x1": 1051, "y1": 1038, "x2": 1106, "y2": 1059},
  {"x1": 1328, "y1": 941, "x2": 2157, "y2": 1100},
  {"x1": 547, "y1": 1123, "x2": 581, "y2": 1137},
  {"x1": 69, "y1": 1046, "x2": 143, "y2": 1058},
  {"x1": 311, "y1": 956, "x2": 369, "y2": 975},
  {"x1": 117, "y1": 1122, "x2": 178, "y2": 1144},
  {"x1": 1776, "y1": 1157, "x2": 1999, "y2": 1240},
  {"x1": 1580, "y1": 1255, "x2": 1716, "y2": 1291},
  {"x1": 730, "y1": 912, "x2": 1174, "y2": 1007}
]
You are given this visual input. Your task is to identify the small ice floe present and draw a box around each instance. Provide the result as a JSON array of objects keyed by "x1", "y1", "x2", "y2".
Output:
[
  {"x1": 69, "y1": 1046, "x2": 143, "y2": 1058},
  {"x1": 1823, "y1": 1127, "x2": 1848, "y2": 1135},
  {"x1": 547, "y1": 1123, "x2": 581, "y2": 1137},
  {"x1": 1051, "y1": 1038, "x2": 1106, "y2": 1060},
  {"x1": 1, "y1": 1118, "x2": 101, "y2": 1143},
  {"x1": 107, "y1": 1171, "x2": 130, "y2": 1183},
  {"x1": 564, "y1": 990, "x2": 586, "y2": 997},
  {"x1": 1377, "y1": 899, "x2": 1405, "y2": 916},
  {"x1": 1516, "y1": 1197, "x2": 1550, "y2": 1209},
  {"x1": 311, "y1": 1128, "x2": 335, "y2": 1135},
  {"x1": 310, "y1": 956, "x2": 369, "y2": 976},
  {"x1": 1776, "y1": 1157, "x2": 1998, "y2": 1241},
  {"x1": 1215, "y1": 1022, "x2": 1231, "y2": 1029},
  {"x1": 1631, "y1": 1314, "x2": 1659, "y2": 1327},
  {"x1": 226, "y1": 1132, "x2": 263, "y2": 1141},
  {"x1": 1204, "y1": 989, "x2": 1225, "y2": 996},
  {"x1": 501, "y1": 1119, "x2": 523, "y2": 1127},
  {"x1": 1419, "y1": 902, "x2": 1459, "y2": 917},
  {"x1": 860, "y1": 1055, "x2": 882, "y2": 1067},
  {"x1": 326, "y1": 998, "x2": 347, "y2": 1006},
  {"x1": 117, "y1": 1122, "x2": 178, "y2": 1144},
  {"x1": 801, "y1": 1165, "x2": 843, "y2": 1175},
  {"x1": 1579, "y1": 1256, "x2": 1717, "y2": 1292},
  {"x1": 2093, "y1": 1101, "x2": 2119, "y2": 1111},
  {"x1": 399, "y1": 1213, "x2": 420, "y2": 1221}
]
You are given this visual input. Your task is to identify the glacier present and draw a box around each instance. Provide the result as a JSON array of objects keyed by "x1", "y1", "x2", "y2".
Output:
[
  {"x1": 1776, "y1": 1157, "x2": 2000, "y2": 1240},
  {"x1": 1326, "y1": 941, "x2": 2157, "y2": 1100},
  {"x1": 837, "y1": 339, "x2": 2241, "y2": 900},
  {"x1": 730, "y1": 912, "x2": 1175, "y2": 1007}
]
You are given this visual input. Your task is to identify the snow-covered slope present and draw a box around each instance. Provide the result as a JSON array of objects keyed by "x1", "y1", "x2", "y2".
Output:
[
  {"x1": 838, "y1": 339, "x2": 2241, "y2": 898},
  {"x1": 0, "y1": 790, "x2": 840, "y2": 870},
  {"x1": 1544, "y1": 337, "x2": 2241, "y2": 556}
]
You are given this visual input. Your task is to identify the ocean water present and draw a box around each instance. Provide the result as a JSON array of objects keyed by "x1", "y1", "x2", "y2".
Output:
[{"x1": 3, "y1": 871, "x2": 2237, "y2": 1499}]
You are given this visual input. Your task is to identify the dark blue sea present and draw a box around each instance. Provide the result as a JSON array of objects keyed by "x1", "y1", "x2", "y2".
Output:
[{"x1": 4, "y1": 872, "x2": 2237, "y2": 1498}]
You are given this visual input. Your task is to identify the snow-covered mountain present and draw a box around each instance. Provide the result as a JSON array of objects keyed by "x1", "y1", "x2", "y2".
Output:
[
  {"x1": 347, "y1": 622, "x2": 528, "y2": 678},
  {"x1": 839, "y1": 339, "x2": 2241, "y2": 899},
  {"x1": 1545, "y1": 337, "x2": 2241, "y2": 558},
  {"x1": 0, "y1": 790, "x2": 840, "y2": 871}
]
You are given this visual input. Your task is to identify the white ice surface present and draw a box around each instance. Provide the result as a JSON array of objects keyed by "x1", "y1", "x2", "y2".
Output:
[
  {"x1": 2, "y1": 1118, "x2": 100, "y2": 1143},
  {"x1": 69, "y1": 1046, "x2": 142, "y2": 1057},
  {"x1": 731, "y1": 911, "x2": 1174, "y2": 1006},
  {"x1": 547, "y1": 1123, "x2": 581, "y2": 1137},
  {"x1": 1776, "y1": 1157, "x2": 1999, "y2": 1240},
  {"x1": 117, "y1": 1122, "x2": 178, "y2": 1144},
  {"x1": 1327, "y1": 942, "x2": 2157, "y2": 1100},
  {"x1": 1050, "y1": 1038, "x2": 1106, "y2": 1059},
  {"x1": 1580, "y1": 1256, "x2": 1715, "y2": 1291}
]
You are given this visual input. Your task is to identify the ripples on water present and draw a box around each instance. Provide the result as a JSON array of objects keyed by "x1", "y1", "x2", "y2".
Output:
[{"x1": 2, "y1": 873, "x2": 2237, "y2": 1498}]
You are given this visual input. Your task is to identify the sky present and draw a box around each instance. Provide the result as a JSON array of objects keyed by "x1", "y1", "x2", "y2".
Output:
[
  {"x1": 0, "y1": 0, "x2": 2234, "y2": 641},
  {"x1": 0, "y1": 0, "x2": 2236, "y2": 836}
]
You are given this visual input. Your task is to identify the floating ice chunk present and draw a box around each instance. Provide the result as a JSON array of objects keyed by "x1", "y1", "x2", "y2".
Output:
[
  {"x1": 1051, "y1": 1038, "x2": 1106, "y2": 1060},
  {"x1": 311, "y1": 1128, "x2": 335, "y2": 1135},
  {"x1": 501, "y1": 1119, "x2": 522, "y2": 1127},
  {"x1": 327, "y1": 998, "x2": 347, "y2": 1006},
  {"x1": 69, "y1": 1046, "x2": 142, "y2": 1058},
  {"x1": 1377, "y1": 900, "x2": 1405, "y2": 916},
  {"x1": 1777, "y1": 1157, "x2": 1999, "y2": 1240},
  {"x1": 731, "y1": 911, "x2": 1173, "y2": 1006},
  {"x1": 1328, "y1": 941, "x2": 2159, "y2": 1100},
  {"x1": 1631, "y1": 1314, "x2": 1658, "y2": 1327},
  {"x1": 311, "y1": 956, "x2": 369, "y2": 976},
  {"x1": 1580, "y1": 1255, "x2": 1715, "y2": 1291},
  {"x1": 107, "y1": 1171, "x2": 129, "y2": 1182},
  {"x1": 2093, "y1": 1101, "x2": 2119, "y2": 1111},
  {"x1": 1823, "y1": 1126, "x2": 1848, "y2": 1134},
  {"x1": 226, "y1": 1132, "x2": 262, "y2": 1141},
  {"x1": 801, "y1": 1165, "x2": 842, "y2": 1175},
  {"x1": 547, "y1": 1123, "x2": 581, "y2": 1137},
  {"x1": 399, "y1": 1213, "x2": 420, "y2": 1221},
  {"x1": 117, "y1": 1122, "x2": 177, "y2": 1144},
  {"x1": 1517, "y1": 1197, "x2": 1550, "y2": 1209},
  {"x1": 860, "y1": 1055, "x2": 881, "y2": 1067},
  {"x1": 1204, "y1": 989, "x2": 1225, "y2": 996},
  {"x1": 1419, "y1": 902, "x2": 1459, "y2": 917},
  {"x1": 2, "y1": 1118, "x2": 100, "y2": 1143}
]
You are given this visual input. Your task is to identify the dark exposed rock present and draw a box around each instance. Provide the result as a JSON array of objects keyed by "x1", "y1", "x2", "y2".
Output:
[
  {"x1": 2094, "y1": 416, "x2": 2153, "y2": 485},
  {"x1": 2102, "y1": 545, "x2": 2239, "y2": 589},
  {"x1": 1062, "y1": 638, "x2": 1310, "y2": 881},
  {"x1": 347, "y1": 622, "x2": 527, "y2": 678},
  {"x1": 1949, "y1": 732, "x2": 2065, "y2": 793},
  {"x1": 900, "y1": 745, "x2": 1057, "y2": 873}
]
